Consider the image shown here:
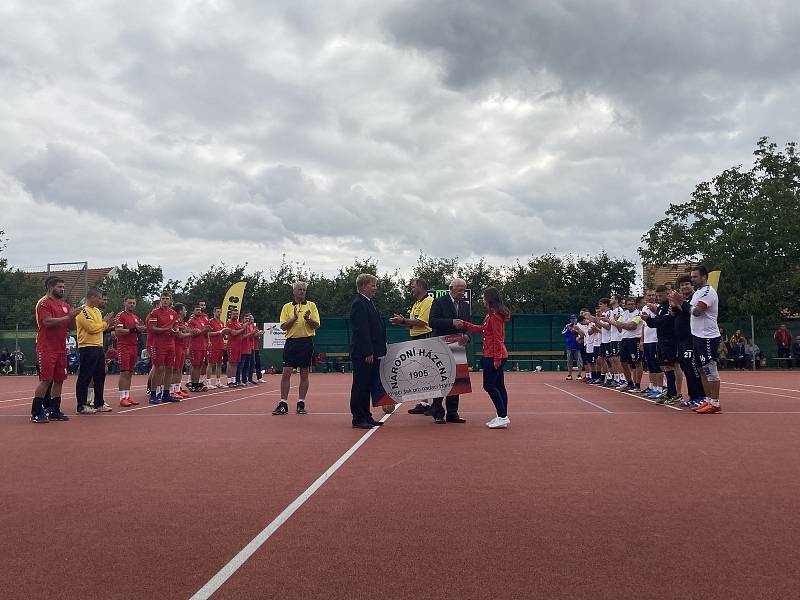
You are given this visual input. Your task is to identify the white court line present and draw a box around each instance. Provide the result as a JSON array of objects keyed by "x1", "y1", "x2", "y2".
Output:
[
  {"x1": 726, "y1": 382, "x2": 800, "y2": 395},
  {"x1": 545, "y1": 383, "x2": 613, "y2": 414},
  {"x1": 176, "y1": 386, "x2": 288, "y2": 415},
  {"x1": 189, "y1": 409, "x2": 393, "y2": 600},
  {"x1": 0, "y1": 383, "x2": 149, "y2": 404}
]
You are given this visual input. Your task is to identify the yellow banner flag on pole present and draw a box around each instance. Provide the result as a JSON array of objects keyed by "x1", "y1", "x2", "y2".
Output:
[
  {"x1": 221, "y1": 281, "x2": 247, "y2": 323},
  {"x1": 707, "y1": 270, "x2": 721, "y2": 290}
]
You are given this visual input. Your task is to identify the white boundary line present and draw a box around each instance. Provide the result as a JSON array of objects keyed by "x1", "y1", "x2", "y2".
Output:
[
  {"x1": 545, "y1": 383, "x2": 613, "y2": 414},
  {"x1": 726, "y1": 382, "x2": 800, "y2": 394},
  {"x1": 188, "y1": 409, "x2": 393, "y2": 600}
]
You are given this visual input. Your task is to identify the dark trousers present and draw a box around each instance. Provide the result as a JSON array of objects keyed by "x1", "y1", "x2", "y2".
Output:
[
  {"x1": 253, "y1": 350, "x2": 262, "y2": 379},
  {"x1": 482, "y1": 358, "x2": 509, "y2": 418},
  {"x1": 777, "y1": 347, "x2": 790, "y2": 367},
  {"x1": 677, "y1": 344, "x2": 705, "y2": 400},
  {"x1": 350, "y1": 357, "x2": 378, "y2": 424},
  {"x1": 431, "y1": 394, "x2": 461, "y2": 419},
  {"x1": 240, "y1": 352, "x2": 254, "y2": 383},
  {"x1": 76, "y1": 347, "x2": 106, "y2": 408}
]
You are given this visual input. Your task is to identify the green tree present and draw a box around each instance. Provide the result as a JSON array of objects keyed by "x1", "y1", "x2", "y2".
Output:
[
  {"x1": 0, "y1": 231, "x2": 46, "y2": 329},
  {"x1": 639, "y1": 137, "x2": 800, "y2": 317},
  {"x1": 564, "y1": 252, "x2": 636, "y2": 310},
  {"x1": 102, "y1": 263, "x2": 165, "y2": 317},
  {"x1": 458, "y1": 258, "x2": 504, "y2": 314}
]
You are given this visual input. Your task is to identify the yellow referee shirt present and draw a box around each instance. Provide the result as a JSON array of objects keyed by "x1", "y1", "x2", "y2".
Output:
[
  {"x1": 279, "y1": 301, "x2": 320, "y2": 338},
  {"x1": 75, "y1": 305, "x2": 107, "y2": 348},
  {"x1": 409, "y1": 296, "x2": 433, "y2": 337}
]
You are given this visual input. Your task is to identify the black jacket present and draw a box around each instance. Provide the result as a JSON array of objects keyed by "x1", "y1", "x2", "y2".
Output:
[
  {"x1": 349, "y1": 294, "x2": 386, "y2": 359},
  {"x1": 429, "y1": 294, "x2": 471, "y2": 337},
  {"x1": 671, "y1": 298, "x2": 693, "y2": 343},
  {"x1": 644, "y1": 301, "x2": 674, "y2": 342}
]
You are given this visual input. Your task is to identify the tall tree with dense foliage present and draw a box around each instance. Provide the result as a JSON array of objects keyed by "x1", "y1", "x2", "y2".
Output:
[{"x1": 639, "y1": 138, "x2": 800, "y2": 317}]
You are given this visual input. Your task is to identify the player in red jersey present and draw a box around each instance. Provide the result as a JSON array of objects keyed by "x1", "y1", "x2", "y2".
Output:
[
  {"x1": 144, "y1": 298, "x2": 160, "y2": 394},
  {"x1": 206, "y1": 307, "x2": 228, "y2": 388},
  {"x1": 239, "y1": 313, "x2": 258, "y2": 385},
  {"x1": 146, "y1": 291, "x2": 179, "y2": 403},
  {"x1": 225, "y1": 308, "x2": 245, "y2": 387},
  {"x1": 170, "y1": 303, "x2": 191, "y2": 399},
  {"x1": 31, "y1": 276, "x2": 81, "y2": 423},
  {"x1": 115, "y1": 296, "x2": 146, "y2": 406},
  {"x1": 187, "y1": 304, "x2": 210, "y2": 392}
]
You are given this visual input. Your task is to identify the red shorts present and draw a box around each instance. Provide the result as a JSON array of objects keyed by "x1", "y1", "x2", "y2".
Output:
[
  {"x1": 150, "y1": 345, "x2": 175, "y2": 367},
  {"x1": 227, "y1": 345, "x2": 242, "y2": 364},
  {"x1": 118, "y1": 345, "x2": 137, "y2": 372},
  {"x1": 190, "y1": 347, "x2": 206, "y2": 367},
  {"x1": 174, "y1": 346, "x2": 187, "y2": 371},
  {"x1": 37, "y1": 350, "x2": 67, "y2": 382},
  {"x1": 208, "y1": 348, "x2": 223, "y2": 364}
]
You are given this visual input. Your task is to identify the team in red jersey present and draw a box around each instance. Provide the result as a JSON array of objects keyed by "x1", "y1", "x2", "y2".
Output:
[
  {"x1": 224, "y1": 308, "x2": 245, "y2": 387},
  {"x1": 206, "y1": 307, "x2": 228, "y2": 388},
  {"x1": 187, "y1": 305, "x2": 210, "y2": 392},
  {"x1": 169, "y1": 304, "x2": 191, "y2": 399},
  {"x1": 31, "y1": 276, "x2": 81, "y2": 423},
  {"x1": 146, "y1": 291, "x2": 180, "y2": 403},
  {"x1": 115, "y1": 296, "x2": 146, "y2": 406}
]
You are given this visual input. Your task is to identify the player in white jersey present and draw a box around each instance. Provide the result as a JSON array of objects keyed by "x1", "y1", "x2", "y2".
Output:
[
  {"x1": 617, "y1": 297, "x2": 643, "y2": 391},
  {"x1": 688, "y1": 266, "x2": 722, "y2": 413},
  {"x1": 639, "y1": 289, "x2": 663, "y2": 395},
  {"x1": 596, "y1": 297, "x2": 625, "y2": 386}
]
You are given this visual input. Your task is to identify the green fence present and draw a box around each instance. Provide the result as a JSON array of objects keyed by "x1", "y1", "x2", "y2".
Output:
[{"x1": 2, "y1": 315, "x2": 795, "y2": 374}]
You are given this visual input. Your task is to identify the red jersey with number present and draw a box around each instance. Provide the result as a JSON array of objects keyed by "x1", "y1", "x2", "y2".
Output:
[
  {"x1": 226, "y1": 319, "x2": 243, "y2": 349},
  {"x1": 147, "y1": 308, "x2": 178, "y2": 347},
  {"x1": 208, "y1": 318, "x2": 225, "y2": 350},
  {"x1": 116, "y1": 311, "x2": 141, "y2": 349},
  {"x1": 187, "y1": 315, "x2": 208, "y2": 350},
  {"x1": 36, "y1": 296, "x2": 72, "y2": 353}
]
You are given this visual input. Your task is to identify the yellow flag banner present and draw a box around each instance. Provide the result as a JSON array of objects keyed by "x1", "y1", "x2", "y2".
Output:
[
  {"x1": 707, "y1": 270, "x2": 721, "y2": 290},
  {"x1": 221, "y1": 281, "x2": 247, "y2": 323}
]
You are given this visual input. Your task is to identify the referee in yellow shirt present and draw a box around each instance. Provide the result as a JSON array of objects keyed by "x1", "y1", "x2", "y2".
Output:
[
  {"x1": 272, "y1": 281, "x2": 320, "y2": 415},
  {"x1": 75, "y1": 288, "x2": 117, "y2": 414},
  {"x1": 390, "y1": 277, "x2": 434, "y2": 415}
]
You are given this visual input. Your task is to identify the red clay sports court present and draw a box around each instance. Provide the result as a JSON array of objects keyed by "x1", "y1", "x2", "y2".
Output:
[{"x1": 2, "y1": 370, "x2": 799, "y2": 599}]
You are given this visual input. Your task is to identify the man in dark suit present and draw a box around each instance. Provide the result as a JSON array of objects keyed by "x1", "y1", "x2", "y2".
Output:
[
  {"x1": 349, "y1": 273, "x2": 387, "y2": 429},
  {"x1": 429, "y1": 278, "x2": 471, "y2": 424}
]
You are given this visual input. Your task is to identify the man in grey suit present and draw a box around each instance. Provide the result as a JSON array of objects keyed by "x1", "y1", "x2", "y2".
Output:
[
  {"x1": 428, "y1": 278, "x2": 471, "y2": 424},
  {"x1": 349, "y1": 273, "x2": 387, "y2": 429}
]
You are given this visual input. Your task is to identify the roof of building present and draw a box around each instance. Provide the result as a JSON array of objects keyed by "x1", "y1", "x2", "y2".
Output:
[
  {"x1": 642, "y1": 262, "x2": 698, "y2": 288},
  {"x1": 27, "y1": 267, "x2": 116, "y2": 305}
]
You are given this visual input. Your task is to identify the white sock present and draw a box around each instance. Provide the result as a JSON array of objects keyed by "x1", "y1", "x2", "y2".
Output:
[
  {"x1": 280, "y1": 398, "x2": 288, "y2": 403},
  {"x1": 217, "y1": 378, "x2": 222, "y2": 386},
  {"x1": 156, "y1": 385, "x2": 164, "y2": 397}
]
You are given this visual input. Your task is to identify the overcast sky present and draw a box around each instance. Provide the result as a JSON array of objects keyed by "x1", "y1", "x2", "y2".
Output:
[{"x1": 1, "y1": 0, "x2": 798, "y2": 281}]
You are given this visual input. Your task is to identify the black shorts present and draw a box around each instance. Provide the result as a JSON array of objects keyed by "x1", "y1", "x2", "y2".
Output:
[
  {"x1": 582, "y1": 349, "x2": 595, "y2": 365},
  {"x1": 609, "y1": 341, "x2": 620, "y2": 357},
  {"x1": 657, "y1": 339, "x2": 676, "y2": 365},
  {"x1": 693, "y1": 336, "x2": 721, "y2": 368},
  {"x1": 643, "y1": 343, "x2": 661, "y2": 373},
  {"x1": 283, "y1": 337, "x2": 314, "y2": 369},
  {"x1": 620, "y1": 338, "x2": 640, "y2": 365},
  {"x1": 600, "y1": 343, "x2": 611, "y2": 358}
]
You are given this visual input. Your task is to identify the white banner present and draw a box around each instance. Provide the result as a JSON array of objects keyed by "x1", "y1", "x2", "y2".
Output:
[
  {"x1": 379, "y1": 336, "x2": 457, "y2": 404},
  {"x1": 262, "y1": 323, "x2": 286, "y2": 349}
]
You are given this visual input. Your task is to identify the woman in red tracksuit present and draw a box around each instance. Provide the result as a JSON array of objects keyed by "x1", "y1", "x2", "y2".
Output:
[{"x1": 459, "y1": 287, "x2": 511, "y2": 429}]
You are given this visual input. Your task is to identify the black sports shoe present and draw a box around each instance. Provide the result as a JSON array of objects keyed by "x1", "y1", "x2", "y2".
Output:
[
  {"x1": 48, "y1": 411, "x2": 70, "y2": 421},
  {"x1": 31, "y1": 411, "x2": 49, "y2": 424},
  {"x1": 272, "y1": 401, "x2": 289, "y2": 415},
  {"x1": 407, "y1": 403, "x2": 428, "y2": 414},
  {"x1": 296, "y1": 401, "x2": 307, "y2": 414}
]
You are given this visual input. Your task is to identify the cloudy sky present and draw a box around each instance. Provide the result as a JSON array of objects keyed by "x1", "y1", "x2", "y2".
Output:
[{"x1": 1, "y1": 0, "x2": 798, "y2": 281}]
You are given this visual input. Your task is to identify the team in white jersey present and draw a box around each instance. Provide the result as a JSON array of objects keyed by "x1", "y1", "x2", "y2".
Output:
[{"x1": 568, "y1": 264, "x2": 722, "y2": 414}]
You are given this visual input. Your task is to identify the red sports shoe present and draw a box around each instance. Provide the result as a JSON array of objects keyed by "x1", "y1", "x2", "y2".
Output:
[
  {"x1": 695, "y1": 403, "x2": 721, "y2": 414},
  {"x1": 128, "y1": 398, "x2": 140, "y2": 405},
  {"x1": 692, "y1": 401, "x2": 710, "y2": 412},
  {"x1": 120, "y1": 398, "x2": 134, "y2": 407},
  {"x1": 175, "y1": 391, "x2": 189, "y2": 399}
]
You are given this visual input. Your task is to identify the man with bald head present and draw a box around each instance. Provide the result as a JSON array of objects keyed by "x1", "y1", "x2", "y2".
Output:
[{"x1": 428, "y1": 278, "x2": 471, "y2": 424}]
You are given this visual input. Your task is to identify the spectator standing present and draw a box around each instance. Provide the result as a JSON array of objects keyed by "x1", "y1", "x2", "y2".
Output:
[
  {"x1": 0, "y1": 348, "x2": 11, "y2": 374},
  {"x1": 561, "y1": 314, "x2": 583, "y2": 380},
  {"x1": 773, "y1": 324, "x2": 792, "y2": 368},
  {"x1": 793, "y1": 335, "x2": 800, "y2": 368}
]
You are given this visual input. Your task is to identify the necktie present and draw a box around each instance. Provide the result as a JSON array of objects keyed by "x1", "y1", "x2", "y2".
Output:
[{"x1": 454, "y1": 301, "x2": 459, "y2": 317}]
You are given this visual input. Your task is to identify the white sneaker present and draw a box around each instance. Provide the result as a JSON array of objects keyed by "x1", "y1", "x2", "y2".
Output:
[
  {"x1": 486, "y1": 415, "x2": 499, "y2": 426},
  {"x1": 97, "y1": 403, "x2": 113, "y2": 412},
  {"x1": 79, "y1": 405, "x2": 97, "y2": 414},
  {"x1": 488, "y1": 416, "x2": 510, "y2": 429}
]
